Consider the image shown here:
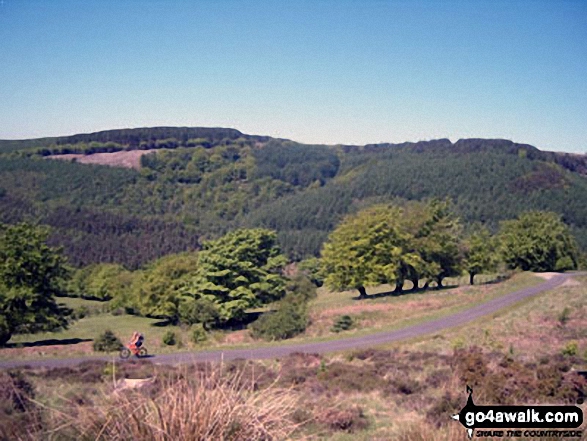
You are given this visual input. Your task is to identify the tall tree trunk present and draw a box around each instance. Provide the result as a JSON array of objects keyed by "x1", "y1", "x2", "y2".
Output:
[
  {"x1": 395, "y1": 280, "x2": 404, "y2": 294},
  {"x1": 436, "y1": 276, "x2": 444, "y2": 289},
  {"x1": 357, "y1": 286, "x2": 368, "y2": 299},
  {"x1": 423, "y1": 281, "x2": 430, "y2": 290},
  {"x1": 469, "y1": 272, "x2": 475, "y2": 285},
  {"x1": 410, "y1": 276, "x2": 419, "y2": 291}
]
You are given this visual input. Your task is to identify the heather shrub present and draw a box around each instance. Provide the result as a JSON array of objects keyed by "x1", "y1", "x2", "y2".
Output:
[
  {"x1": 331, "y1": 315, "x2": 353, "y2": 333},
  {"x1": 316, "y1": 405, "x2": 368, "y2": 433}
]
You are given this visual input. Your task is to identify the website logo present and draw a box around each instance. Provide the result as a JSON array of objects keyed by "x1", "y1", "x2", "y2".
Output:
[{"x1": 452, "y1": 386, "x2": 583, "y2": 439}]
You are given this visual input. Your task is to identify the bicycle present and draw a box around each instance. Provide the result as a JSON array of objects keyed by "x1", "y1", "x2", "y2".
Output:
[{"x1": 119, "y1": 343, "x2": 148, "y2": 359}]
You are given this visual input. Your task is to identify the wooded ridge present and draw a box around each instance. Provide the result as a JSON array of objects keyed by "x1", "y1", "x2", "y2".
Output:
[{"x1": 0, "y1": 127, "x2": 586, "y2": 268}]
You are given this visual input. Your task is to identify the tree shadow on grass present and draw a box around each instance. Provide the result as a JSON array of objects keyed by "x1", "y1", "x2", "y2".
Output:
[
  {"x1": 148, "y1": 311, "x2": 267, "y2": 331},
  {"x1": 475, "y1": 274, "x2": 510, "y2": 286},
  {"x1": 351, "y1": 284, "x2": 458, "y2": 301},
  {"x1": 220, "y1": 311, "x2": 266, "y2": 331},
  {"x1": 7, "y1": 338, "x2": 92, "y2": 348}
]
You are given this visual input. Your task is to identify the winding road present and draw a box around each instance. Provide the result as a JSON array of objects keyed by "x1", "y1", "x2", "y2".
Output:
[{"x1": 0, "y1": 272, "x2": 582, "y2": 370}]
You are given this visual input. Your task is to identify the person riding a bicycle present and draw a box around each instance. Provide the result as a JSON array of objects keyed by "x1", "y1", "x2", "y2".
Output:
[
  {"x1": 129, "y1": 331, "x2": 144, "y2": 350},
  {"x1": 120, "y1": 331, "x2": 147, "y2": 359}
]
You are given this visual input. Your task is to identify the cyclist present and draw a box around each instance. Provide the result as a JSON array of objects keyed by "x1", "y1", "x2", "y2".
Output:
[{"x1": 129, "y1": 331, "x2": 144, "y2": 350}]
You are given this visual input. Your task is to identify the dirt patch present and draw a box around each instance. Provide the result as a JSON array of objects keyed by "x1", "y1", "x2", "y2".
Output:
[
  {"x1": 563, "y1": 278, "x2": 580, "y2": 287},
  {"x1": 114, "y1": 377, "x2": 156, "y2": 391},
  {"x1": 533, "y1": 272, "x2": 559, "y2": 280},
  {"x1": 221, "y1": 330, "x2": 252, "y2": 345},
  {"x1": 47, "y1": 150, "x2": 155, "y2": 169}
]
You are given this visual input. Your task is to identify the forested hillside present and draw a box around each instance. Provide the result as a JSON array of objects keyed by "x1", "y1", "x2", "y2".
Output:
[{"x1": 0, "y1": 127, "x2": 586, "y2": 267}]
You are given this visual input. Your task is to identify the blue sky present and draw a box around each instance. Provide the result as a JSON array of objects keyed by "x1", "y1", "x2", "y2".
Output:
[{"x1": 0, "y1": 1, "x2": 585, "y2": 152}]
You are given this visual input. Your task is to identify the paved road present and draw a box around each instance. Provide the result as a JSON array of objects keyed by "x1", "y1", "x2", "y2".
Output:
[{"x1": 0, "y1": 272, "x2": 582, "y2": 370}]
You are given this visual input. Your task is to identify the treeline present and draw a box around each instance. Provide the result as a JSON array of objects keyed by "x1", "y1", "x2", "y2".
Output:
[
  {"x1": 67, "y1": 229, "x2": 313, "y2": 340},
  {"x1": 246, "y1": 147, "x2": 587, "y2": 256},
  {"x1": 0, "y1": 127, "x2": 269, "y2": 154},
  {"x1": 61, "y1": 205, "x2": 583, "y2": 338},
  {"x1": 321, "y1": 202, "x2": 581, "y2": 297},
  {"x1": 251, "y1": 140, "x2": 340, "y2": 187}
]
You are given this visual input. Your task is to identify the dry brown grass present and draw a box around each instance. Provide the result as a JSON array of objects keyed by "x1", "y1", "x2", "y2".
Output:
[
  {"x1": 407, "y1": 275, "x2": 587, "y2": 360},
  {"x1": 13, "y1": 365, "x2": 299, "y2": 441},
  {"x1": 303, "y1": 273, "x2": 541, "y2": 339}
]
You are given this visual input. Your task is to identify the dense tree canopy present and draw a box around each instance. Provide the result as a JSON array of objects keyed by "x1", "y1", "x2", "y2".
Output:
[
  {"x1": 180, "y1": 229, "x2": 287, "y2": 323},
  {"x1": 321, "y1": 205, "x2": 406, "y2": 298},
  {"x1": 0, "y1": 223, "x2": 70, "y2": 346},
  {"x1": 321, "y1": 201, "x2": 462, "y2": 297},
  {"x1": 131, "y1": 252, "x2": 199, "y2": 320},
  {"x1": 499, "y1": 211, "x2": 579, "y2": 272}
]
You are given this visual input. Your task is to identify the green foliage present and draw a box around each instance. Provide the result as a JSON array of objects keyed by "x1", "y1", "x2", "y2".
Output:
[
  {"x1": 401, "y1": 199, "x2": 462, "y2": 289},
  {"x1": 561, "y1": 341, "x2": 578, "y2": 357},
  {"x1": 499, "y1": 211, "x2": 579, "y2": 272},
  {"x1": 162, "y1": 330, "x2": 177, "y2": 346},
  {"x1": 130, "y1": 252, "x2": 199, "y2": 321},
  {"x1": 463, "y1": 225, "x2": 500, "y2": 284},
  {"x1": 331, "y1": 315, "x2": 353, "y2": 333},
  {"x1": 2, "y1": 132, "x2": 587, "y2": 270},
  {"x1": 247, "y1": 144, "x2": 587, "y2": 258},
  {"x1": 181, "y1": 229, "x2": 287, "y2": 324},
  {"x1": 249, "y1": 292, "x2": 309, "y2": 341},
  {"x1": 321, "y1": 205, "x2": 406, "y2": 297},
  {"x1": 0, "y1": 223, "x2": 70, "y2": 346},
  {"x1": 190, "y1": 324, "x2": 208, "y2": 344},
  {"x1": 321, "y1": 200, "x2": 462, "y2": 296},
  {"x1": 297, "y1": 257, "x2": 324, "y2": 287},
  {"x1": 284, "y1": 274, "x2": 317, "y2": 302},
  {"x1": 92, "y1": 329, "x2": 122, "y2": 352},
  {"x1": 178, "y1": 297, "x2": 220, "y2": 330},
  {"x1": 252, "y1": 140, "x2": 340, "y2": 187},
  {"x1": 68, "y1": 263, "x2": 133, "y2": 301}
]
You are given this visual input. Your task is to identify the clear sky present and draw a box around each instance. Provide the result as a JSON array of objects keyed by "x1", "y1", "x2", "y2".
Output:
[{"x1": 0, "y1": 1, "x2": 585, "y2": 152}]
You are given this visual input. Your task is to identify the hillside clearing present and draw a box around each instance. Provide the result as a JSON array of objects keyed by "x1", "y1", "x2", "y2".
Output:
[{"x1": 47, "y1": 150, "x2": 153, "y2": 169}]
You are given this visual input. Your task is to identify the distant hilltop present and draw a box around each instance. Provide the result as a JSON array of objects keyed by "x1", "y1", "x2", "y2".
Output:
[{"x1": 1, "y1": 126, "x2": 585, "y2": 176}]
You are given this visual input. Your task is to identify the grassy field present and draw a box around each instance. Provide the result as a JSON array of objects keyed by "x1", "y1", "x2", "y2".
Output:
[{"x1": 1, "y1": 272, "x2": 544, "y2": 361}]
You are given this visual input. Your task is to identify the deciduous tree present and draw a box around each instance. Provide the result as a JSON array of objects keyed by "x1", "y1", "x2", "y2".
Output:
[
  {"x1": 0, "y1": 223, "x2": 69, "y2": 346},
  {"x1": 499, "y1": 211, "x2": 578, "y2": 272},
  {"x1": 463, "y1": 225, "x2": 500, "y2": 284},
  {"x1": 321, "y1": 205, "x2": 406, "y2": 298}
]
